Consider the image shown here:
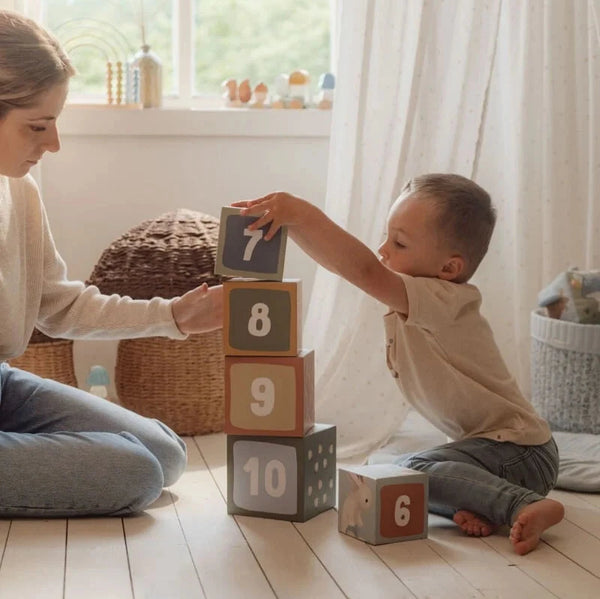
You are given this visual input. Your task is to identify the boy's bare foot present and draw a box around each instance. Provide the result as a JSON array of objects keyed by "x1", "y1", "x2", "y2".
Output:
[
  {"x1": 453, "y1": 510, "x2": 498, "y2": 537},
  {"x1": 509, "y1": 498, "x2": 565, "y2": 555}
]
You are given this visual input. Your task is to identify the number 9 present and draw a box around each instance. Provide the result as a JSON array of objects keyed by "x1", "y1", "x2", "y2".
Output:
[{"x1": 250, "y1": 377, "x2": 275, "y2": 416}]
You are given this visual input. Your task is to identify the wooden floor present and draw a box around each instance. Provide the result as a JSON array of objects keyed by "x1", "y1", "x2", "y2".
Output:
[{"x1": 0, "y1": 433, "x2": 599, "y2": 599}]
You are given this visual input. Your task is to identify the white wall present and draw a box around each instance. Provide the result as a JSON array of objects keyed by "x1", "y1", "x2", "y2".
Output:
[{"x1": 40, "y1": 107, "x2": 331, "y2": 394}]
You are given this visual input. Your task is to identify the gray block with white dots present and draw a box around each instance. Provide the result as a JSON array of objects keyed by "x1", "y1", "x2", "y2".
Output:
[{"x1": 227, "y1": 424, "x2": 336, "y2": 522}]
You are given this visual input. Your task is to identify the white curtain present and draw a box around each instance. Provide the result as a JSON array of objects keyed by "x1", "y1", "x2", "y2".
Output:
[
  {"x1": 7, "y1": 1, "x2": 41, "y2": 15},
  {"x1": 308, "y1": 0, "x2": 600, "y2": 458},
  {"x1": 474, "y1": 0, "x2": 600, "y2": 389}
]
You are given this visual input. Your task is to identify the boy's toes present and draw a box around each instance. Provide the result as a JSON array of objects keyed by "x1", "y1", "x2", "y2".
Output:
[{"x1": 453, "y1": 510, "x2": 498, "y2": 537}]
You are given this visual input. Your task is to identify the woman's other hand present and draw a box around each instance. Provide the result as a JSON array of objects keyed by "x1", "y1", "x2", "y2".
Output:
[{"x1": 171, "y1": 283, "x2": 223, "y2": 334}]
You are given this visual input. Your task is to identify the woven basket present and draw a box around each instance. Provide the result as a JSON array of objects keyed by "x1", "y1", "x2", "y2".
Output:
[
  {"x1": 87, "y1": 209, "x2": 227, "y2": 435},
  {"x1": 7, "y1": 329, "x2": 78, "y2": 387},
  {"x1": 531, "y1": 309, "x2": 600, "y2": 433},
  {"x1": 115, "y1": 334, "x2": 223, "y2": 435}
]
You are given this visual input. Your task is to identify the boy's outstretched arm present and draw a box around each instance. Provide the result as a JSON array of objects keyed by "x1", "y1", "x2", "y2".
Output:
[{"x1": 232, "y1": 193, "x2": 408, "y2": 314}]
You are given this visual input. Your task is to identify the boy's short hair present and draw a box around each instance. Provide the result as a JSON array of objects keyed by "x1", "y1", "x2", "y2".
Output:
[{"x1": 401, "y1": 173, "x2": 496, "y2": 282}]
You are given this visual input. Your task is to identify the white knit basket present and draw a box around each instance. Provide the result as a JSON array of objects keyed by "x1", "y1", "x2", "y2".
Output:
[{"x1": 531, "y1": 309, "x2": 600, "y2": 433}]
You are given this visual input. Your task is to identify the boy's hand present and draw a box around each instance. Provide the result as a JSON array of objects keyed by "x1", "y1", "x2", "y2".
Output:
[
  {"x1": 235, "y1": 191, "x2": 409, "y2": 315},
  {"x1": 171, "y1": 283, "x2": 223, "y2": 334},
  {"x1": 232, "y1": 192, "x2": 308, "y2": 241}
]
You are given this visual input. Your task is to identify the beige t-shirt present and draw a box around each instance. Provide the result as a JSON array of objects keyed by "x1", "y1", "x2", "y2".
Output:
[{"x1": 384, "y1": 274, "x2": 551, "y2": 445}]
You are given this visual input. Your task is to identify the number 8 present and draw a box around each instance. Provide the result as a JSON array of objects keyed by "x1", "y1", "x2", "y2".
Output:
[{"x1": 248, "y1": 302, "x2": 271, "y2": 336}]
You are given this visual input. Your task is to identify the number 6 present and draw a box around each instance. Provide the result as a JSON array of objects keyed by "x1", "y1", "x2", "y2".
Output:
[{"x1": 394, "y1": 494, "x2": 411, "y2": 526}]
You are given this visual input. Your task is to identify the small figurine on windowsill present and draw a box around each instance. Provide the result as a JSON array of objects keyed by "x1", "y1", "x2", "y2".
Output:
[
  {"x1": 271, "y1": 73, "x2": 289, "y2": 109},
  {"x1": 250, "y1": 82, "x2": 268, "y2": 108},
  {"x1": 86, "y1": 365, "x2": 110, "y2": 399},
  {"x1": 316, "y1": 72, "x2": 335, "y2": 109},
  {"x1": 238, "y1": 79, "x2": 252, "y2": 105},
  {"x1": 288, "y1": 70, "x2": 310, "y2": 108},
  {"x1": 222, "y1": 78, "x2": 241, "y2": 107}
]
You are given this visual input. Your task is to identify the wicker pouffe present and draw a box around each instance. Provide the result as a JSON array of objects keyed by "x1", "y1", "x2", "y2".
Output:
[
  {"x1": 531, "y1": 309, "x2": 600, "y2": 433},
  {"x1": 7, "y1": 328, "x2": 78, "y2": 387},
  {"x1": 87, "y1": 209, "x2": 227, "y2": 435}
]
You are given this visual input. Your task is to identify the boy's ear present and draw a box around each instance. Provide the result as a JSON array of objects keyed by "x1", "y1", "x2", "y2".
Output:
[{"x1": 439, "y1": 255, "x2": 465, "y2": 281}]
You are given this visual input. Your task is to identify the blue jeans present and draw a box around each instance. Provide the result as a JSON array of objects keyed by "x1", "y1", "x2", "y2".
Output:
[
  {"x1": 0, "y1": 363, "x2": 187, "y2": 517},
  {"x1": 394, "y1": 435, "x2": 559, "y2": 526}
]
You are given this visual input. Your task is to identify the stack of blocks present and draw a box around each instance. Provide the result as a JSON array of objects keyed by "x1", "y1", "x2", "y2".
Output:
[{"x1": 215, "y1": 207, "x2": 336, "y2": 522}]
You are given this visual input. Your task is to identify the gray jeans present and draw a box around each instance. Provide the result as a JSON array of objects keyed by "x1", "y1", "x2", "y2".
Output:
[
  {"x1": 394, "y1": 435, "x2": 559, "y2": 526},
  {"x1": 0, "y1": 363, "x2": 187, "y2": 517}
]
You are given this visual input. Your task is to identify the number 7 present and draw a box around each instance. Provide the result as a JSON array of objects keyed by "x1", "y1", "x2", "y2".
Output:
[{"x1": 243, "y1": 227, "x2": 263, "y2": 261}]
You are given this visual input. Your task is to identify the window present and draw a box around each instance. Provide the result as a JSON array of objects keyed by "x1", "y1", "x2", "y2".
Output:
[
  {"x1": 193, "y1": 0, "x2": 331, "y2": 96},
  {"x1": 26, "y1": 0, "x2": 333, "y2": 108}
]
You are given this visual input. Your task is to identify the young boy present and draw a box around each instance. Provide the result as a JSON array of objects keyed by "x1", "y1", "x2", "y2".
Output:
[{"x1": 233, "y1": 173, "x2": 564, "y2": 555}]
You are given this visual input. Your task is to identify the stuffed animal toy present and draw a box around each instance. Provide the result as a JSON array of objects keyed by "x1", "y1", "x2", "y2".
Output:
[{"x1": 538, "y1": 268, "x2": 600, "y2": 323}]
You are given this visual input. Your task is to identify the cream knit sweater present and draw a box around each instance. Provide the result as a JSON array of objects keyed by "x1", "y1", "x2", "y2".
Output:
[{"x1": 0, "y1": 174, "x2": 185, "y2": 361}]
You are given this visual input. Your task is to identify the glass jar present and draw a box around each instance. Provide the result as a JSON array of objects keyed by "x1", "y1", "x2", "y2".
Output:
[{"x1": 132, "y1": 44, "x2": 162, "y2": 108}]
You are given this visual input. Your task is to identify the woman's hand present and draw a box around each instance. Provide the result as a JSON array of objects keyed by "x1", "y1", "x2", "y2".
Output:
[
  {"x1": 171, "y1": 283, "x2": 223, "y2": 334},
  {"x1": 232, "y1": 192, "x2": 310, "y2": 240}
]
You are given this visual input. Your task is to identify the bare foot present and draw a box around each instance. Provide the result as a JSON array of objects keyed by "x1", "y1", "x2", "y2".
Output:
[
  {"x1": 509, "y1": 498, "x2": 565, "y2": 555},
  {"x1": 453, "y1": 510, "x2": 498, "y2": 537}
]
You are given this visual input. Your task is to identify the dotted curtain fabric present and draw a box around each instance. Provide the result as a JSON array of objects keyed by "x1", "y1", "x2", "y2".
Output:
[
  {"x1": 307, "y1": 0, "x2": 600, "y2": 458},
  {"x1": 472, "y1": 0, "x2": 600, "y2": 393}
]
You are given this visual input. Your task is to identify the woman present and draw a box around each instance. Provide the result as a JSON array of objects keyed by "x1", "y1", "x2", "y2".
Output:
[{"x1": 0, "y1": 10, "x2": 222, "y2": 517}]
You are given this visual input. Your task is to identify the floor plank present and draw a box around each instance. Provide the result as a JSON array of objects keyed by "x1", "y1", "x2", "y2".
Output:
[
  {"x1": 123, "y1": 491, "x2": 204, "y2": 599},
  {"x1": 482, "y1": 527, "x2": 600, "y2": 598},
  {"x1": 240, "y1": 515, "x2": 347, "y2": 598},
  {"x1": 169, "y1": 438, "x2": 274, "y2": 599},
  {"x1": 538, "y1": 517, "x2": 600, "y2": 577},
  {"x1": 375, "y1": 533, "x2": 484, "y2": 599},
  {"x1": 0, "y1": 520, "x2": 66, "y2": 599},
  {"x1": 0, "y1": 520, "x2": 10, "y2": 564},
  {"x1": 570, "y1": 492, "x2": 600, "y2": 510},
  {"x1": 197, "y1": 433, "x2": 347, "y2": 599},
  {"x1": 294, "y1": 508, "x2": 416, "y2": 599},
  {"x1": 551, "y1": 490, "x2": 600, "y2": 540},
  {"x1": 65, "y1": 518, "x2": 132, "y2": 599},
  {"x1": 425, "y1": 516, "x2": 556, "y2": 598}
]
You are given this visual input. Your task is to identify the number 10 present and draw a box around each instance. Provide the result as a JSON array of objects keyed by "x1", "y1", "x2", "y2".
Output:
[{"x1": 243, "y1": 457, "x2": 287, "y2": 498}]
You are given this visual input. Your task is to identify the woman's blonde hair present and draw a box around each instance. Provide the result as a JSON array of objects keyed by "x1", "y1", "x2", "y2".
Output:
[{"x1": 0, "y1": 10, "x2": 74, "y2": 117}]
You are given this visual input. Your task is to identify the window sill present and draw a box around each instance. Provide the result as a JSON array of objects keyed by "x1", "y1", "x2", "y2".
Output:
[{"x1": 59, "y1": 105, "x2": 333, "y2": 138}]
